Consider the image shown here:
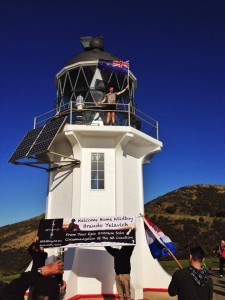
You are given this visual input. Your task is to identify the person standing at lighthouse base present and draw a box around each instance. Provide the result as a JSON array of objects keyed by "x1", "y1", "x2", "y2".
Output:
[
  {"x1": 105, "y1": 245, "x2": 134, "y2": 300},
  {"x1": 217, "y1": 239, "x2": 225, "y2": 277},
  {"x1": 168, "y1": 245, "x2": 213, "y2": 300}
]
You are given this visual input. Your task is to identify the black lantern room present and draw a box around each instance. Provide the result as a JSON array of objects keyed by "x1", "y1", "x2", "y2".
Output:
[{"x1": 55, "y1": 36, "x2": 137, "y2": 112}]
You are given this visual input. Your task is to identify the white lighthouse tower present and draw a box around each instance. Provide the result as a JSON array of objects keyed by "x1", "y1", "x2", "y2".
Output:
[{"x1": 9, "y1": 36, "x2": 171, "y2": 299}]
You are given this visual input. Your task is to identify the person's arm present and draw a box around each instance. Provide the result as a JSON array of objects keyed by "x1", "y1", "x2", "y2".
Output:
[
  {"x1": 98, "y1": 95, "x2": 106, "y2": 104},
  {"x1": 40, "y1": 251, "x2": 48, "y2": 260},
  {"x1": 126, "y1": 245, "x2": 135, "y2": 255},
  {"x1": 168, "y1": 271, "x2": 179, "y2": 296},
  {"x1": 28, "y1": 236, "x2": 40, "y2": 254},
  {"x1": 39, "y1": 260, "x2": 64, "y2": 276},
  {"x1": 217, "y1": 245, "x2": 222, "y2": 256},
  {"x1": 1, "y1": 271, "x2": 37, "y2": 300},
  {"x1": 116, "y1": 85, "x2": 129, "y2": 96},
  {"x1": 28, "y1": 242, "x2": 36, "y2": 256},
  {"x1": 59, "y1": 280, "x2": 67, "y2": 299},
  {"x1": 105, "y1": 246, "x2": 117, "y2": 257},
  {"x1": 1, "y1": 261, "x2": 64, "y2": 300}
]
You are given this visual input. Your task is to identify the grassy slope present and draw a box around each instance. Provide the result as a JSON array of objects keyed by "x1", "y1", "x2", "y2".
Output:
[{"x1": 0, "y1": 214, "x2": 44, "y2": 279}]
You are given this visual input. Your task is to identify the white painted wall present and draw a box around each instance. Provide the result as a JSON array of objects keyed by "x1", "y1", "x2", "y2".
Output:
[
  {"x1": 80, "y1": 148, "x2": 116, "y2": 216},
  {"x1": 45, "y1": 125, "x2": 170, "y2": 299}
]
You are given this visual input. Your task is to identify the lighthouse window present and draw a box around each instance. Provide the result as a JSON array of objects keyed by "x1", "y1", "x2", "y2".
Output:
[{"x1": 91, "y1": 153, "x2": 104, "y2": 190}]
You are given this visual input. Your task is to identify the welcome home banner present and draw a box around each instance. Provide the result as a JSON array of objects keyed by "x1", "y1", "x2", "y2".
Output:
[{"x1": 38, "y1": 215, "x2": 136, "y2": 248}]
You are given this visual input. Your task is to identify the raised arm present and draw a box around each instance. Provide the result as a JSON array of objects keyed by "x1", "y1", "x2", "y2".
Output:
[
  {"x1": 98, "y1": 95, "x2": 106, "y2": 105},
  {"x1": 117, "y1": 85, "x2": 129, "y2": 96}
]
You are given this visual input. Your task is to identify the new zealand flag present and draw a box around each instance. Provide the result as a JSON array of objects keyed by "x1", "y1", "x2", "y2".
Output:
[{"x1": 98, "y1": 59, "x2": 129, "y2": 75}]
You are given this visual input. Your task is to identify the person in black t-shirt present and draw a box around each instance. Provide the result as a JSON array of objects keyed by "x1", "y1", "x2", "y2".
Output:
[
  {"x1": 0, "y1": 260, "x2": 65, "y2": 300},
  {"x1": 28, "y1": 236, "x2": 48, "y2": 271},
  {"x1": 27, "y1": 236, "x2": 48, "y2": 299},
  {"x1": 105, "y1": 245, "x2": 134, "y2": 300},
  {"x1": 168, "y1": 245, "x2": 213, "y2": 300}
]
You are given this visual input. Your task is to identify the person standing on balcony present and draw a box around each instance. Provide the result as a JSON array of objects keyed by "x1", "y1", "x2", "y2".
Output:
[{"x1": 98, "y1": 85, "x2": 128, "y2": 125}]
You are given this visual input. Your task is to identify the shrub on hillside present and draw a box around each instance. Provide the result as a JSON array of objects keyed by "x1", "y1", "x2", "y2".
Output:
[
  {"x1": 165, "y1": 206, "x2": 176, "y2": 214},
  {"x1": 215, "y1": 210, "x2": 225, "y2": 218}
]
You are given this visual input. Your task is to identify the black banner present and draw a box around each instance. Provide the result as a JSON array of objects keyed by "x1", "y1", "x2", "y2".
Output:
[{"x1": 38, "y1": 217, "x2": 136, "y2": 248}]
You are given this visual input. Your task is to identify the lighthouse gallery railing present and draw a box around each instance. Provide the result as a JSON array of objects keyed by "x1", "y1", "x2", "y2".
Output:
[{"x1": 34, "y1": 102, "x2": 159, "y2": 140}]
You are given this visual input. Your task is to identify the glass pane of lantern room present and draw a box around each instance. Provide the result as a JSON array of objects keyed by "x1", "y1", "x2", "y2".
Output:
[
  {"x1": 108, "y1": 73, "x2": 120, "y2": 91},
  {"x1": 76, "y1": 68, "x2": 88, "y2": 91},
  {"x1": 68, "y1": 69, "x2": 79, "y2": 89},
  {"x1": 90, "y1": 90, "x2": 104, "y2": 104},
  {"x1": 83, "y1": 66, "x2": 95, "y2": 86},
  {"x1": 117, "y1": 73, "x2": 126, "y2": 90},
  {"x1": 99, "y1": 70, "x2": 111, "y2": 86}
]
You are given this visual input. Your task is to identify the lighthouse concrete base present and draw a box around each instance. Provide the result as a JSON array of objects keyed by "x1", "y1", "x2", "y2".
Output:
[{"x1": 43, "y1": 218, "x2": 171, "y2": 300}]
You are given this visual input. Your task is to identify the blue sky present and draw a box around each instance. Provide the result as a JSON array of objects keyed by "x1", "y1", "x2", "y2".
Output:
[{"x1": 1, "y1": 0, "x2": 225, "y2": 226}]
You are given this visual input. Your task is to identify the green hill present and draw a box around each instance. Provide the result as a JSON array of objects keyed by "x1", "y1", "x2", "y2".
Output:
[
  {"x1": 0, "y1": 214, "x2": 44, "y2": 278},
  {"x1": 145, "y1": 184, "x2": 225, "y2": 259},
  {"x1": 145, "y1": 184, "x2": 225, "y2": 217}
]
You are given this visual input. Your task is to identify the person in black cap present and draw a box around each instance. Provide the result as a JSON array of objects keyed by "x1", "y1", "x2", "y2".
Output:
[{"x1": 0, "y1": 260, "x2": 66, "y2": 300}]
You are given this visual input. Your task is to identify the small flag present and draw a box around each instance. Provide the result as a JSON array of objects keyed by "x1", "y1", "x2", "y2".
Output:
[
  {"x1": 98, "y1": 59, "x2": 129, "y2": 75},
  {"x1": 143, "y1": 217, "x2": 176, "y2": 259}
]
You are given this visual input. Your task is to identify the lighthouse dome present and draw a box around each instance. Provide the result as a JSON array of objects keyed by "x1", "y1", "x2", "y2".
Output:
[
  {"x1": 89, "y1": 36, "x2": 104, "y2": 49},
  {"x1": 65, "y1": 36, "x2": 119, "y2": 66}
]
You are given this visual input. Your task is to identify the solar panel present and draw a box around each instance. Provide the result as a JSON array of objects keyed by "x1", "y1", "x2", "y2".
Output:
[
  {"x1": 28, "y1": 117, "x2": 66, "y2": 156},
  {"x1": 8, "y1": 127, "x2": 43, "y2": 162},
  {"x1": 9, "y1": 117, "x2": 67, "y2": 163}
]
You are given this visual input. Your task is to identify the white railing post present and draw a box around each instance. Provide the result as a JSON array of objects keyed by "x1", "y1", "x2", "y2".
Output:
[
  {"x1": 70, "y1": 101, "x2": 72, "y2": 124},
  {"x1": 34, "y1": 117, "x2": 36, "y2": 129},
  {"x1": 128, "y1": 103, "x2": 131, "y2": 126},
  {"x1": 156, "y1": 121, "x2": 159, "y2": 140}
]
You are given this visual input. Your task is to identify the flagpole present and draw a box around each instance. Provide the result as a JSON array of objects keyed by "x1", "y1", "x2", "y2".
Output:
[
  {"x1": 127, "y1": 63, "x2": 129, "y2": 87},
  {"x1": 141, "y1": 215, "x2": 183, "y2": 269},
  {"x1": 126, "y1": 61, "x2": 130, "y2": 124},
  {"x1": 127, "y1": 62, "x2": 130, "y2": 91}
]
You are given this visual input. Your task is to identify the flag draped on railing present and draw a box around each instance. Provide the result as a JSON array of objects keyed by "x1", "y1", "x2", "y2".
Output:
[
  {"x1": 143, "y1": 217, "x2": 177, "y2": 259},
  {"x1": 97, "y1": 59, "x2": 129, "y2": 75}
]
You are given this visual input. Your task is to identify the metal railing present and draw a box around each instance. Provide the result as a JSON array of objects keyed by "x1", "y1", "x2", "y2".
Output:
[{"x1": 34, "y1": 102, "x2": 159, "y2": 140}]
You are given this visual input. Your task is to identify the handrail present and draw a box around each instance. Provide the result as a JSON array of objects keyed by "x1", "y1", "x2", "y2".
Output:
[
  {"x1": 128, "y1": 103, "x2": 131, "y2": 126},
  {"x1": 34, "y1": 101, "x2": 159, "y2": 140}
]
